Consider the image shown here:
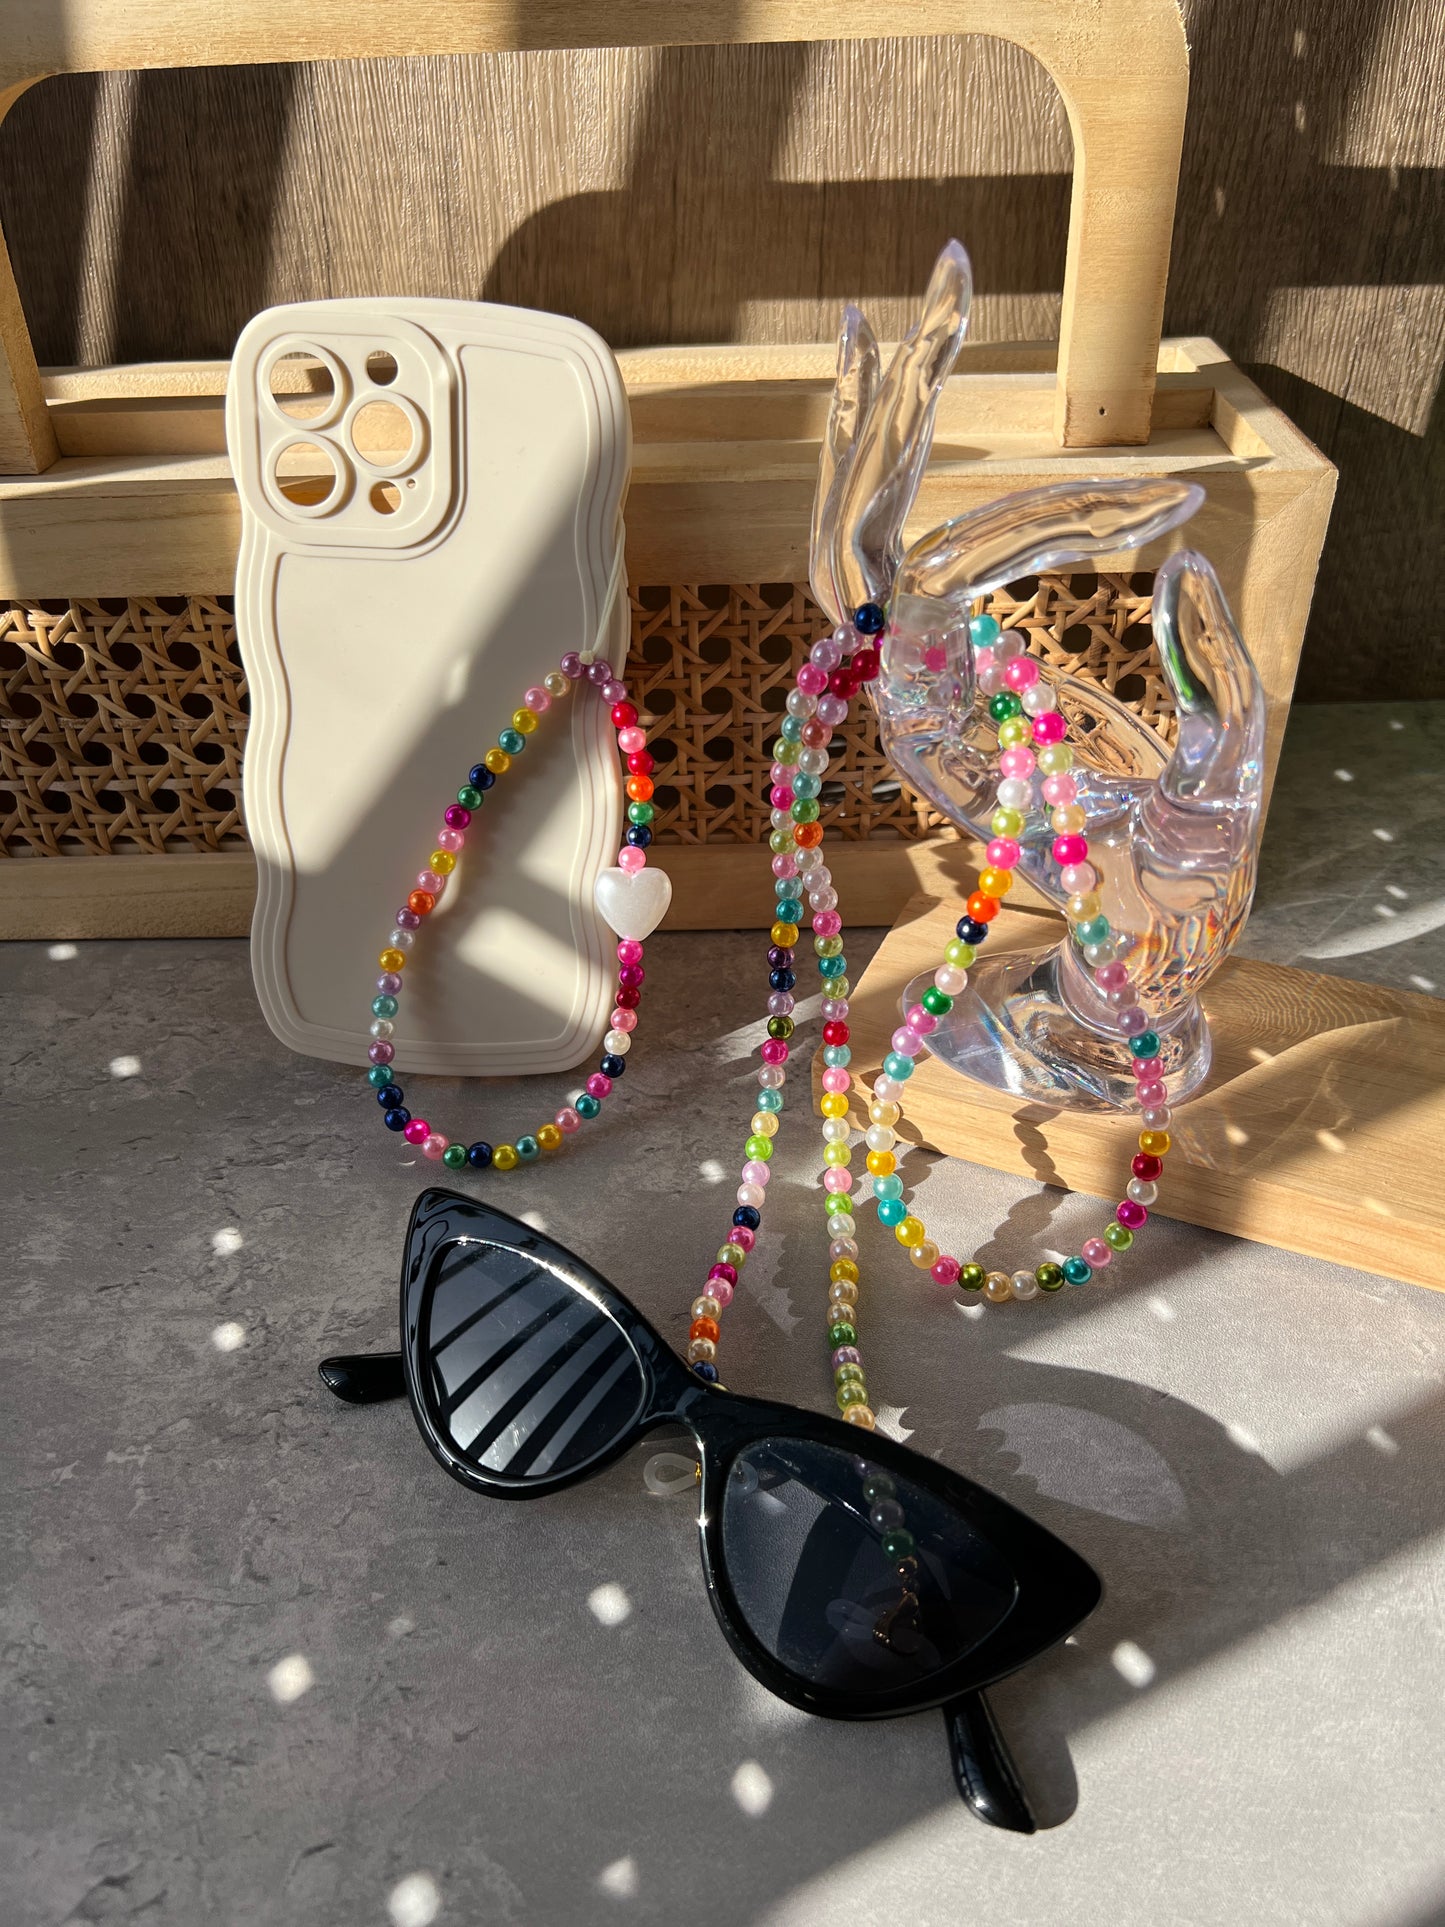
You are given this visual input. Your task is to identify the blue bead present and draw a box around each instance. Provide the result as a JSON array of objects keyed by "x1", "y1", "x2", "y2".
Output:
[
  {"x1": 467, "y1": 1141, "x2": 494, "y2": 1168},
  {"x1": 625, "y1": 825, "x2": 652, "y2": 848},
  {"x1": 376, "y1": 1083, "x2": 403, "y2": 1107},
  {"x1": 516, "y1": 1135, "x2": 540, "y2": 1161},
  {"x1": 877, "y1": 1197, "x2": 906, "y2": 1226},
  {"x1": 774, "y1": 876, "x2": 796, "y2": 898},
  {"x1": 576, "y1": 1093, "x2": 601, "y2": 1119},
  {"x1": 498, "y1": 727, "x2": 525, "y2": 756},
  {"x1": 791, "y1": 772, "x2": 821, "y2": 800},
  {"x1": 755, "y1": 1089, "x2": 783, "y2": 1113},
  {"x1": 818, "y1": 955, "x2": 847, "y2": 978},
  {"x1": 1075, "y1": 916, "x2": 1110, "y2": 946},
  {"x1": 854, "y1": 601, "x2": 885, "y2": 634},
  {"x1": 468, "y1": 764, "x2": 497, "y2": 791},
  {"x1": 367, "y1": 1065, "x2": 393, "y2": 1089},
  {"x1": 874, "y1": 1174, "x2": 903, "y2": 1201},
  {"x1": 955, "y1": 916, "x2": 988, "y2": 947},
  {"x1": 1062, "y1": 1256, "x2": 1092, "y2": 1285},
  {"x1": 968, "y1": 613, "x2": 1000, "y2": 647},
  {"x1": 692, "y1": 1362, "x2": 719, "y2": 1383},
  {"x1": 775, "y1": 899, "x2": 803, "y2": 923},
  {"x1": 822, "y1": 1045, "x2": 851, "y2": 1068},
  {"x1": 600, "y1": 1053, "x2": 626, "y2": 1078},
  {"x1": 769, "y1": 968, "x2": 796, "y2": 992},
  {"x1": 1128, "y1": 1030, "x2": 1161, "y2": 1059},
  {"x1": 383, "y1": 1107, "x2": 410, "y2": 1132},
  {"x1": 780, "y1": 715, "x2": 803, "y2": 742},
  {"x1": 371, "y1": 994, "x2": 398, "y2": 1018},
  {"x1": 882, "y1": 1052, "x2": 915, "y2": 1081},
  {"x1": 733, "y1": 1205, "x2": 761, "y2": 1229}
]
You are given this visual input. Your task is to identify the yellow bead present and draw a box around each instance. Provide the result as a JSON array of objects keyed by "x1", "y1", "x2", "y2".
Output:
[
  {"x1": 843, "y1": 1404, "x2": 876, "y2": 1430},
  {"x1": 820, "y1": 1092, "x2": 849, "y2": 1118},
  {"x1": 984, "y1": 1270, "x2": 1014, "y2": 1302},
  {"x1": 536, "y1": 1123, "x2": 563, "y2": 1152},
  {"x1": 830, "y1": 1259, "x2": 860, "y2": 1284},
  {"x1": 378, "y1": 947, "x2": 406, "y2": 973},
  {"x1": 823, "y1": 1142, "x2": 851, "y2": 1167},
  {"x1": 492, "y1": 1143, "x2": 519, "y2": 1172},
  {"x1": 771, "y1": 921, "x2": 799, "y2": 947},
  {"x1": 512, "y1": 707, "x2": 539, "y2": 734},
  {"x1": 1066, "y1": 892, "x2": 1101, "y2": 922},
  {"x1": 978, "y1": 866, "x2": 1013, "y2": 897},
  {"x1": 750, "y1": 1112, "x2": 779, "y2": 1137},
  {"x1": 869, "y1": 1100, "x2": 900, "y2": 1128},
  {"x1": 910, "y1": 1239, "x2": 940, "y2": 1270},
  {"x1": 430, "y1": 849, "x2": 457, "y2": 875},
  {"x1": 865, "y1": 1150, "x2": 896, "y2": 1177},
  {"x1": 1051, "y1": 804, "x2": 1086, "y2": 834},
  {"x1": 1139, "y1": 1129, "x2": 1171, "y2": 1156},
  {"x1": 484, "y1": 747, "x2": 511, "y2": 776},
  {"x1": 895, "y1": 1216, "x2": 926, "y2": 1248}
]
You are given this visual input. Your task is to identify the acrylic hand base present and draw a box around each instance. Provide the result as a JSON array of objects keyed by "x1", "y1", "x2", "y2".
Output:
[{"x1": 821, "y1": 889, "x2": 1445, "y2": 1292}]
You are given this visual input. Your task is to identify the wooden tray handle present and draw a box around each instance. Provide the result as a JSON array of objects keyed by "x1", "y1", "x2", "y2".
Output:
[{"x1": 0, "y1": 0, "x2": 1188, "y2": 474}]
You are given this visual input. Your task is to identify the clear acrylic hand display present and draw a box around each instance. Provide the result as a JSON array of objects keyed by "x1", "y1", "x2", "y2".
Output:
[{"x1": 811, "y1": 244, "x2": 1266, "y2": 1108}]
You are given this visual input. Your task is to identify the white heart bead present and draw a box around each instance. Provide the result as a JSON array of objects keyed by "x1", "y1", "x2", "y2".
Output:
[{"x1": 594, "y1": 865, "x2": 673, "y2": 941}]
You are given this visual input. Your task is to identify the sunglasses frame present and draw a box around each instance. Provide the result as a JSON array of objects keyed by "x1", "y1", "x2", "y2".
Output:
[{"x1": 385, "y1": 1186, "x2": 1101, "y2": 1728}]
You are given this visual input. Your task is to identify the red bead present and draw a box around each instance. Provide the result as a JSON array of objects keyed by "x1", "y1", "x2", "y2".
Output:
[
  {"x1": 626, "y1": 750, "x2": 654, "y2": 775},
  {"x1": 966, "y1": 892, "x2": 999, "y2": 923},
  {"x1": 689, "y1": 1316, "x2": 721, "y2": 1345},
  {"x1": 611, "y1": 701, "x2": 638, "y2": 729},
  {"x1": 1132, "y1": 1152, "x2": 1164, "y2": 1181},
  {"x1": 827, "y1": 668, "x2": 853, "y2": 697},
  {"x1": 852, "y1": 648, "x2": 880, "y2": 681},
  {"x1": 615, "y1": 985, "x2": 642, "y2": 1009},
  {"x1": 822, "y1": 1021, "x2": 849, "y2": 1046}
]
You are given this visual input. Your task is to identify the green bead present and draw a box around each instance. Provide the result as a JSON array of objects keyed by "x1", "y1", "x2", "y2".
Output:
[
  {"x1": 988, "y1": 691, "x2": 1022, "y2": 722},
  {"x1": 790, "y1": 798, "x2": 820, "y2": 823},
  {"x1": 814, "y1": 935, "x2": 843, "y2": 958},
  {"x1": 945, "y1": 940, "x2": 975, "y2": 969},
  {"x1": 442, "y1": 1143, "x2": 467, "y2": 1169},
  {"x1": 744, "y1": 1134, "x2": 773, "y2": 1162},
  {"x1": 862, "y1": 1472, "x2": 896, "y2": 1503},
  {"x1": 516, "y1": 1135, "x2": 540, "y2": 1161},
  {"x1": 371, "y1": 994, "x2": 398, "y2": 1019},
  {"x1": 959, "y1": 1263, "x2": 986, "y2": 1292},
  {"x1": 836, "y1": 1381, "x2": 868, "y2": 1409},
  {"x1": 969, "y1": 613, "x2": 1000, "y2": 647},
  {"x1": 367, "y1": 1065, "x2": 393, "y2": 1088},
  {"x1": 829, "y1": 978, "x2": 851, "y2": 1000},
  {"x1": 922, "y1": 987, "x2": 952, "y2": 1016},
  {"x1": 1035, "y1": 1262, "x2": 1065, "y2": 1292},
  {"x1": 457, "y1": 785, "x2": 483, "y2": 809},
  {"x1": 756, "y1": 1087, "x2": 784, "y2": 1112},
  {"x1": 880, "y1": 1528, "x2": 916, "y2": 1561},
  {"x1": 822, "y1": 1142, "x2": 850, "y2": 1167},
  {"x1": 1075, "y1": 916, "x2": 1110, "y2": 946},
  {"x1": 1104, "y1": 1221, "x2": 1133, "y2": 1251},
  {"x1": 997, "y1": 716, "x2": 1030, "y2": 749},
  {"x1": 825, "y1": 1192, "x2": 851, "y2": 1215},
  {"x1": 780, "y1": 715, "x2": 803, "y2": 742},
  {"x1": 769, "y1": 828, "x2": 796, "y2": 854},
  {"x1": 1062, "y1": 1256, "x2": 1093, "y2": 1285},
  {"x1": 991, "y1": 807, "x2": 1024, "y2": 838},
  {"x1": 834, "y1": 1364, "x2": 866, "y2": 1387},
  {"x1": 766, "y1": 1016, "x2": 794, "y2": 1040},
  {"x1": 627, "y1": 801, "x2": 654, "y2": 825},
  {"x1": 1128, "y1": 1030, "x2": 1161, "y2": 1059},
  {"x1": 828, "y1": 1321, "x2": 857, "y2": 1349},
  {"x1": 773, "y1": 738, "x2": 801, "y2": 765},
  {"x1": 575, "y1": 1093, "x2": 601, "y2": 1120},
  {"x1": 498, "y1": 728, "x2": 525, "y2": 756}
]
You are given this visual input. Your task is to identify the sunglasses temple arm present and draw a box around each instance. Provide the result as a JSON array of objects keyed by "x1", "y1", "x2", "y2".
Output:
[
  {"x1": 944, "y1": 1690, "x2": 1038, "y2": 1834},
  {"x1": 318, "y1": 1352, "x2": 407, "y2": 1405}
]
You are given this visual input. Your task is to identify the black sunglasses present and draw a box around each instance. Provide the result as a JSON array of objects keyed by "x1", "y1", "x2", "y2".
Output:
[{"x1": 319, "y1": 1188, "x2": 1101, "y2": 1830}]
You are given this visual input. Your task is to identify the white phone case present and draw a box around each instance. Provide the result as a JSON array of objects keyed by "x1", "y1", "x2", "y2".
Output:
[{"x1": 227, "y1": 298, "x2": 631, "y2": 1075}]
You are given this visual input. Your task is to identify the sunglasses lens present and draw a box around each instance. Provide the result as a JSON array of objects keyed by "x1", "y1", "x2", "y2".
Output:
[
  {"x1": 720, "y1": 1438, "x2": 1017, "y2": 1695},
  {"x1": 419, "y1": 1237, "x2": 646, "y2": 1482}
]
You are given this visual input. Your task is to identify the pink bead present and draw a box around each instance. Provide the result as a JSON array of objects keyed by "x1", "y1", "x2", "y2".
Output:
[
  {"x1": 811, "y1": 637, "x2": 842, "y2": 671},
  {"x1": 709, "y1": 1262, "x2": 738, "y2": 1287},
  {"x1": 616, "y1": 939, "x2": 644, "y2": 965},
  {"x1": 1004, "y1": 654, "x2": 1040, "y2": 690},
  {"x1": 617, "y1": 847, "x2": 646, "y2": 874},
  {"x1": 1041, "y1": 773, "x2": 1078, "y2": 806},
  {"x1": 617, "y1": 726, "x2": 646, "y2": 754},
  {"x1": 610, "y1": 1007, "x2": 638, "y2": 1032},
  {"x1": 1131, "y1": 1055, "x2": 1157, "y2": 1079},
  {"x1": 598, "y1": 681, "x2": 625, "y2": 706},
  {"x1": 524, "y1": 685, "x2": 550, "y2": 712},
  {"x1": 618, "y1": 963, "x2": 645, "y2": 988},
  {"x1": 1052, "y1": 835, "x2": 1089, "y2": 868},
  {"x1": 823, "y1": 1168, "x2": 853, "y2": 1193},
  {"x1": 556, "y1": 1107, "x2": 581, "y2": 1133},
  {"x1": 812, "y1": 910, "x2": 842, "y2": 937},
  {"x1": 560, "y1": 652, "x2": 583, "y2": 678},
  {"x1": 906, "y1": 1004, "x2": 938, "y2": 1034},
  {"x1": 730, "y1": 1225, "x2": 756, "y2": 1253},
  {"x1": 418, "y1": 869, "x2": 444, "y2": 895},
  {"x1": 436, "y1": 827, "x2": 465, "y2": 853},
  {"x1": 403, "y1": 1119, "x2": 429, "y2": 1145},
  {"x1": 796, "y1": 663, "x2": 828, "y2": 695},
  {"x1": 821, "y1": 998, "x2": 849, "y2": 1021},
  {"x1": 377, "y1": 971, "x2": 403, "y2": 996},
  {"x1": 1096, "y1": 961, "x2": 1130, "y2": 991},
  {"x1": 919, "y1": 644, "x2": 945, "y2": 673},
  {"x1": 1136, "y1": 1080, "x2": 1167, "y2": 1107},
  {"x1": 759, "y1": 1039, "x2": 788, "y2": 1066},
  {"x1": 999, "y1": 747, "x2": 1036, "y2": 779},
  {"x1": 586, "y1": 1073, "x2": 612, "y2": 1099},
  {"x1": 1032, "y1": 711, "x2": 1068, "y2": 745},
  {"x1": 395, "y1": 907, "x2": 422, "y2": 929},
  {"x1": 1059, "y1": 863, "x2": 1097, "y2": 894},
  {"x1": 772, "y1": 854, "x2": 799, "y2": 879},
  {"x1": 985, "y1": 837, "x2": 1021, "y2": 870},
  {"x1": 742, "y1": 1160, "x2": 771, "y2": 1188},
  {"x1": 1081, "y1": 1238, "x2": 1112, "y2": 1267},
  {"x1": 769, "y1": 762, "x2": 790, "y2": 788},
  {"x1": 931, "y1": 1255, "x2": 962, "y2": 1287},
  {"x1": 1117, "y1": 1199, "x2": 1148, "y2": 1229},
  {"x1": 770, "y1": 785, "x2": 795, "y2": 810},
  {"x1": 737, "y1": 1182, "x2": 765, "y2": 1209},
  {"x1": 709, "y1": 1276, "x2": 735, "y2": 1308},
  {"x1": 821, "y1": 1068, "x2": 851, "y2": 1094},
  {"x1": 443, "y1": 805, "x2": 471, "y2": 829},
  {"x1": 816, "y1": 694, "x2": 848, "y2": 728},
  {"x1": 832, "y1": 1345, "x2": 862, "y2": 1368},
  {"x1": 767, "y1": 993, "x2": 795, "y2": 1017},
  {"x1": 891, "y1": 1027, "x2": 922, "y2": 1056},
  {"x1": 1119, "y1": 1008, "x2": 1149, "y2": 1037},
  {"x1": 368, "y1": 1040, "x2": 395, "y2": 1065},
  {"x1": 423, "y1": 1134, "x2": 448, "y2": 1161},
  {"x1": 800, "y1": 719, "x2": 828, "y2": 749}
]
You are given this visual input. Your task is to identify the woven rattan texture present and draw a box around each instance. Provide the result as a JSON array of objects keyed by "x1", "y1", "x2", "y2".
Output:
[{"x1": 1, "y1": 576, "x2": 1171, "y2": 856}]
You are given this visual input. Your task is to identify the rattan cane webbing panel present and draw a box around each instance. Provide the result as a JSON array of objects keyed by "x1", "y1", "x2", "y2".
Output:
[{"x1": 0, "y1": 576, "x2": 1172, "y2": 857}]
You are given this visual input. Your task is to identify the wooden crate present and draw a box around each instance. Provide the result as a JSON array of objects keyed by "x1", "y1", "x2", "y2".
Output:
[{"x1": 0, "y1": 3, "x2": 1335, "y2": 938}]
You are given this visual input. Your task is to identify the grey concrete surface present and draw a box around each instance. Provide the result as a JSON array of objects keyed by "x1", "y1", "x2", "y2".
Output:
[{"x1": 3, "y1": 702, "x2": 1444, "y2": 1927}]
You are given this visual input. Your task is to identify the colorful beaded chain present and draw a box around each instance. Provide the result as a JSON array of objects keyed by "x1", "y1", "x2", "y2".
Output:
[
  {"x1": 684, "y1": 607, "x2": 1172, "y2": 1430},
  {"x1": 361, "y1": 652, "x2": 661, "y2": 1170}
]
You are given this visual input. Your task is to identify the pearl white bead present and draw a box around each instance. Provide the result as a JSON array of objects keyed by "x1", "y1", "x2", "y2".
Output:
[
  {"x1": 1141, "y1": 1106, "x2": 1171, "y2": 1130},
  {"x1": 995, "y1": 630, "x2": 1024, "y2": 662},
  {"x1": 829, "y1": 1238, "x2": 859, "y2": 1262},
  {"x1": 1126, "y1": 1178, "x2": 1158, "y2": 1205},
  {"x1": 864, "y1": 1124, "x2": 895, "y2": 1153},
  {"x1": 1022, "y1": 681, "x2": 1058, "y2": 715},
  {"x1": 822, "y1": 1117, "x2": 850, "y2": 1143},
  {"x1": 997, "y1": 777, "x2": 1032, "y2": 811},
  {"x1": 934, "y1": 965, "x2": 967, "y2": 996},
  {"x1": 874, "y1": 1075, "x2": 903, "y2": 1102},
  {"x1": 797, "y1": 748, "x2": 829, "y2": 777},
  {"x1": 603, "y1": 1029, "x2": 632, "y2": 1055},
  {"x1": 786, "y1": 689, "x2": 817, "y2": 717},
  {"x1": 977, "y1": 663, "x2": 1006, "y2": 695},
  {"x1": 368, "y1": 1019, "x2": 394, "y2": 1039},
  {"x1": 1011, "y1": 1269, "x2": 1041, "y2": 1300},
  {"x1": 770, "y1": 807, "x2": 790, "y2": 830},
  {"x1": 388, "y1": 928, "x2": 415, "y2": 949},
  {"x1": 810, "y1": 888, "x2": 839, "y2": 912},
  {"x1": 830, "y1": 1213, "x2": 857, "y2": 1238},
  {"x1": 758, "y1": 1065, "x2": 786, "y2": 1088}
]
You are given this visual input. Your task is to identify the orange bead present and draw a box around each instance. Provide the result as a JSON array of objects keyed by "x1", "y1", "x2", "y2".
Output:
[
  {"x1": 626, "y1": 774, "x2": 655, "y2": 802},
  {"x1": 794, "y1": 821, "x2": 824, "y2": 848},
  {"x1": 966, "y1": 892, "x2": 999, "y2": 923},
  {"x1": 408, "y1": 889, "x2": 436, "y2": 916},
  {"x1": 689, "y1": 1315, "x2": 721, "y2": 1345}
]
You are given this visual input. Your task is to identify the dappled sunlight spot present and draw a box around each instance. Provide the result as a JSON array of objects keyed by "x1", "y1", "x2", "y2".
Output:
[
  {"x1": 267, "y1": 1654, "x2": 314, "y2": 1703},
  {"x1": 211, "y1": 1227, "x2": 243, "y2": 1256},
  {"x1": 873, "y1": 1404, "x2": 914, "y2": 1443},
  {"x1": 1147, "y1": 1296, "x2": 1176, "y2": 1322},
  {"x1": 109, "y1": 1055, "x2": 142, "y2": 1079},
  {"x1": 1360, "y1": 1196, "x2": 1393, "y2": 1218},
  {"x1": 47, "y1": 942, "x2": 78, "y2": 960},
  {"x1": 956, "y1": 1301, "x2": 986, "y2": 1321},
  {"x1": 1223, "y1": 1123, "x2": 1250, "y2": 1146},
  {"x1": 588, "y1": 1583, "x2": 631, "y2": 1627},
  {"x1": 1373, "y1": 903, "x2": 1398, "y2": 920},
  {"x1": 1315, "y1": 1129, "x2": 1347, "y2": 1154},
  {"x1": 698, "y1": 1159, "x2": 726, "y2": 1183},
  {"x1": 387, "y1": 1615, "x2": 414, "y2": 1639},
  {"x1": 1333, "y1": 768, "x2": 1354, "y2": 782},
  {"x1": 596, "y1": 1857, "x2": 639, "y2": 1900},
  {"x1": 1111, "y1": 1640, "x2": 1156, "y2": 1688},
  {"x1": 1247, "y1": 1045, "x2": 1274, "y2": 1065},
  {"x1": 1372, "y1": 827, "x2": 1396, "y2": 841},
  {"x1": 1225, "y1": 1421, "x2": 1264, "y2": 1455},
  {"x1": 1410, "y1": 974, "x2": 1436, "y2": 992},
  {"x1": 519, "y1": 1210, "x2": 548, "y2": 1233},
  {"x1": 731, "y1": 1760, "x2": 774, "y2": 1817},
  {"x1": 1365, "y1": 1425, "x2": 1399, "y2": 1456},
  {"x1": 388, "y1": 1871, "x2": 442, "y2": 1927},
  {"x1": 211, "y1": 1321, "x2": 246, "y2": 1353},
  {"x1": 1385, "y1": 884, "x2": 1409, "y2": 901}
]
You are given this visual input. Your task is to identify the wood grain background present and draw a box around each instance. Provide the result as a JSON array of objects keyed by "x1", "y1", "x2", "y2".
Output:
[{"x1": 0, "y1": 0, "x2": 1439, "y2": 700}]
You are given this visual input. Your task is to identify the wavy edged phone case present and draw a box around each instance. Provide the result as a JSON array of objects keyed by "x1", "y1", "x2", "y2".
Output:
[{"x1": 227, "y1": 298, "x2": 631, "y2": 1075}]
